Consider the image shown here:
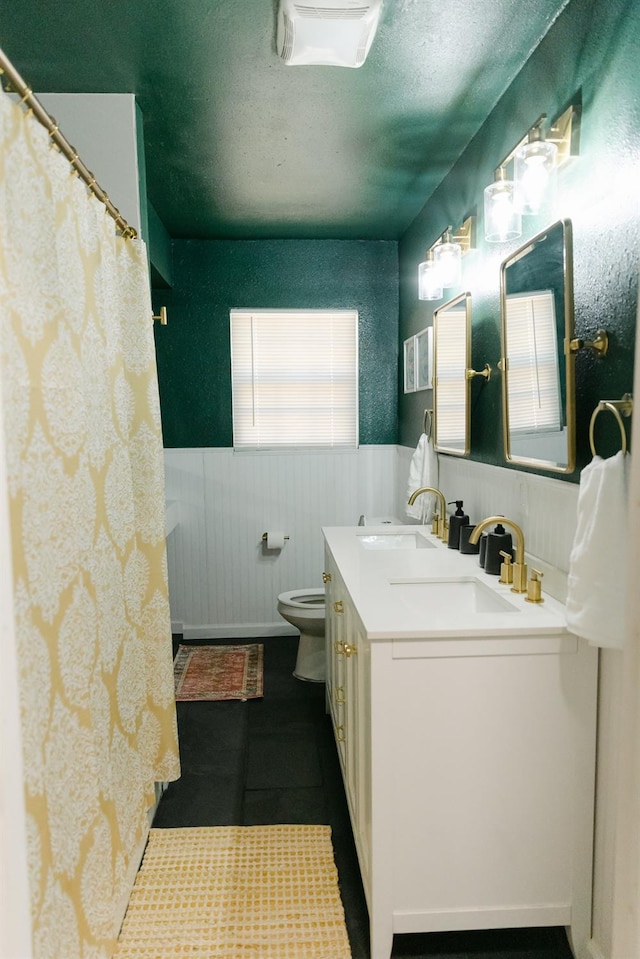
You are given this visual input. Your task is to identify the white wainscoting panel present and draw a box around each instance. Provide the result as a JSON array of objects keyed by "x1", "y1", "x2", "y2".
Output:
[
  {"x1": 164, "y1": 446, "x2": 399, "y2": 636},
  {"x1": 167, "y1": 446, "x2": 581, "y2": 634}
]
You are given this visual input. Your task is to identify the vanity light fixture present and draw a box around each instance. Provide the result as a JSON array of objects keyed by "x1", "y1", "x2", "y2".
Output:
[
  {"x1": 418, "y1": 216, "x2": 476, "y2": 300},
  {"x1": 418, "y1": 249, "x2": 443, "y2": 301},
  {"x1": 514, "y1": 121, "x2": 558, "y2": 215},
  {"x1": 484, "y1": 167, "x2": 521, "y2": 243},
  {"x1": 484, "y1": 105, "x2": 580, "y2": 240},
  {"x1": 434, "y1": 227, "x2": 462, "y2": 289}
]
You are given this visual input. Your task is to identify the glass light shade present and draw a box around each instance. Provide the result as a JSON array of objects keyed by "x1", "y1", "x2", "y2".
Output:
[
  {"x1": 484, "y1": 177, "x2": 522, "y2": 242},
  {"x1": 418, "y1": 254, "x2": 443, "y2": 301},
  {"x1": 434, "y1": 240, "x2": 462, "y2": 288},
  {"x1": 514, "y1": 139, "x2": 558, "y2": 215}
]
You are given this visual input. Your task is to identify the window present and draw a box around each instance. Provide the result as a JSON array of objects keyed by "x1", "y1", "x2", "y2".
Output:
[{"x1": 230, "y1": 309, "x2": 358, "y2": 450}]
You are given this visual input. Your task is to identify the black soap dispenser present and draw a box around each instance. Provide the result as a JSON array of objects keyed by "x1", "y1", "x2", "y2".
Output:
[
  {"x1": 484, "y1": 523, "x2": 513, "y2": 575},
  {"x1": 447, "y1": 501, "x2": 469, "y2": 550}
]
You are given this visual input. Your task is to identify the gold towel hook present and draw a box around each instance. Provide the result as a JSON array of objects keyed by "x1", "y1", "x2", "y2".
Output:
[
  {"x1": 588, "y1": 393, "x2": 633, "y2": 457},
  {"x1": 423, "y1": 408, "x2": 433, "y2": 439}
]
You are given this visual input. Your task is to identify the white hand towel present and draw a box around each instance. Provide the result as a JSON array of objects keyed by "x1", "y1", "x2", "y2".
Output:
[
  {"x1": 566, "y1": 451, "x2": 630, "y2": 649},
  {"x1": 405, "y1": 432, "x2": 437, "y2": 523}
]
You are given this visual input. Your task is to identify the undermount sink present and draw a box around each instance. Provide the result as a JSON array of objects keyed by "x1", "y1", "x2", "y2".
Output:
[
  {"x1": 358, "y1": 532, "x2": 435, "y2": 550},
  {"x1": 389, "y1": 577, "x2": 519, "y2": 614}
]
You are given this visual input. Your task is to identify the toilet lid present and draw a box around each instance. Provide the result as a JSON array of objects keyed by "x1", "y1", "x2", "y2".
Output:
[{"x1": 278, "y1": 588, "x2": 325, "y2": 609}]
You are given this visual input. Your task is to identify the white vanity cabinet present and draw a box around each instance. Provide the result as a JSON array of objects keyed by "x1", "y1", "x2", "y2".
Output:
[
  {"x1": 323, "y1": 529, "x2": 598, "y2": 959},
  {"x1": 324, "y1": 558, "x2": 372, "y2": 888}
]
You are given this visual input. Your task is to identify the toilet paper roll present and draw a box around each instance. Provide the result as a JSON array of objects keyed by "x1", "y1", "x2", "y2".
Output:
[{"x1": 265, "y1": 530, "x2": 286, "y2": 550}]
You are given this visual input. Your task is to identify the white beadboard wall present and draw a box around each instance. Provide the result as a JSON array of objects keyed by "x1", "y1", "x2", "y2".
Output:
[
  {"x1": 164, "y1": 446, "x2": 401, "y2": 637},
  {"x1": 165, "y1": 445, "x2": 581, "y2": 635}
]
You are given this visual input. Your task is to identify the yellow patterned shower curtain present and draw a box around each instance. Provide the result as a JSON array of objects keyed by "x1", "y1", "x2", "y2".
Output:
[{"x1": 0, "y1": 88, "x2": 180, "y2": 957}]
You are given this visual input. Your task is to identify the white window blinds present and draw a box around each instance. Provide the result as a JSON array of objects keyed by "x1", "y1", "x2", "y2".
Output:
[
  {"x1": 434, "y1": 308, "x2": 467, "y2": 449},
  {"x1": 230, "y1": 309, "x2": 359, "y2": 450},
  {"x1": 504, "y1": 291, "x2": 562, "y2": 434}
]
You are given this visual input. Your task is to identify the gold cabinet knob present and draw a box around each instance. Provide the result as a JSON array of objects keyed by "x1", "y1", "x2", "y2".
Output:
[
  {"x1": 322, "y1": 572, "x2": 332, "y2": 583},
  {"x1": 334, "y1": 686, "x2": 346, "y2": 705},
  {"x1": 343, "y1": 643, "x2": 358, "y2": 658},
  {"x1": 333, "y1": 600, "x2": 344, "y2": 614}
]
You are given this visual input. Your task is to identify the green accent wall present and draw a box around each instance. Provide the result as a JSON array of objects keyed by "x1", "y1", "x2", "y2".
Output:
[
  {"x1": 399, "y1": 0, "x2": 639, "y2": 479},
  {"x1": 148, "y1": 201, "x2": 173, "y2": 289},
  {"x1": 154, "y1": 240, "x2": 398, "y2": 448}
]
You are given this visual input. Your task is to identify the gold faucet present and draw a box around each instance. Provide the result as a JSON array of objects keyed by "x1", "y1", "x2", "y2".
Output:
[
  {"x1": 468, "y1": 515, "x2": 528, "y2": 593},
  {"x1": 408, "y1": 486, "x2": 447, "y2": 538}
]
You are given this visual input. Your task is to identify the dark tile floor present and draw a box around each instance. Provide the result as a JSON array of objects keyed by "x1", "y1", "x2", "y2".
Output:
[{"x1": 155, "y1": 635, "x2": 574, "y2": 959}]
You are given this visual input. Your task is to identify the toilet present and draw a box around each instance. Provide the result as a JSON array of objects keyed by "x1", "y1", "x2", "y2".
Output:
[{"x1": 277, "y1": 587, "x2": 326, "y2": 682}]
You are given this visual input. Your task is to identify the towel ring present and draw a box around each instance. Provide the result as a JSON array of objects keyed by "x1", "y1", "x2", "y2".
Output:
[{"x1": 589, "y1": 394, "x2": 633, "y2": 457}]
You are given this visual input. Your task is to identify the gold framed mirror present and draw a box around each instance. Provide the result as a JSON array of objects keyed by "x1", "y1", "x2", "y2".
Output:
[
  {"x1": 433, "y1": 291, "x2": 471, "y2": 456},
  {"x1": 500, "y1": 219, "x2": 575, "y2": 474}
]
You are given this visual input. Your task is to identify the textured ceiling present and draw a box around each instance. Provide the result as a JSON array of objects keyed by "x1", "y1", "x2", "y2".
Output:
[{"x1": 0, "y1": 0, "x2": 572, "y2": 239}]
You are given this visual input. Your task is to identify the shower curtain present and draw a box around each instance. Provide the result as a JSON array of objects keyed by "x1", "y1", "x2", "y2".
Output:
[{"x1": 0, "y1": 87, "x2": 180, "y2": 958}]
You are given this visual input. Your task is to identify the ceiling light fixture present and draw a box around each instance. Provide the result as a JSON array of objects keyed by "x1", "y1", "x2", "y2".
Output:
[{"x1": 276, "y1": 0, "x2": 383, "y2": 68}]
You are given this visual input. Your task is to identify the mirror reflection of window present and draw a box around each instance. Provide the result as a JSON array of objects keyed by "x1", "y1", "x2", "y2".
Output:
[
  {"x1": 505, "y1": 290, "x2": 562, "y2": 434},
  {"x1": 500, "y1": 219, "x2": 575, "y2": 474},
  {"x1": 435, "y1": 307, "x2": 467, "y2": 450}
]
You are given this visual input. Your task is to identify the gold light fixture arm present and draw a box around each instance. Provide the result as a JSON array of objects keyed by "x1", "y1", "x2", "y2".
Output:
[
  {"x1": 568, "y1": 329, "x2": 608, "y2": 356},
  {"x1": 466, "y1": 364, "x2": 492, "y2": 381}
]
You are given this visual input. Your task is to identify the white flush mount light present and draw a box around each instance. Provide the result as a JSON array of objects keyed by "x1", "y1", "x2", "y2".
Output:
[{"x1": 276, "y1": 0, "x2": 383, "y2": 68}]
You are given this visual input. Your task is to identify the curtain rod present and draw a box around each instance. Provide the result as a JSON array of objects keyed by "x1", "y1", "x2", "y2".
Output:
[{"x1": 0, "y1": 45, "x2": 137, "y2": 239}]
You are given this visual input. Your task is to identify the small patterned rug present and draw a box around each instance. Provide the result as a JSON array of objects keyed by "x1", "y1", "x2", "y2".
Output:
[
  {"x1": 114, "y1": 825, "x2": 352, "y2": 958},
  {"x1": 173, "y1": 643, "x2": 263, "y2": 701}
]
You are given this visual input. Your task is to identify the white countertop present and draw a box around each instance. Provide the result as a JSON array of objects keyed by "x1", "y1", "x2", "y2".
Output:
[{"x1": 323, "y1": 524, "x2": 571, "y2": 642}]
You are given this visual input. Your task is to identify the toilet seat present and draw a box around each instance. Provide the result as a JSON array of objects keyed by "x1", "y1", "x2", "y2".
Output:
[{"x1": 278, "y1": 588, "x2": 325, "y2": 609}]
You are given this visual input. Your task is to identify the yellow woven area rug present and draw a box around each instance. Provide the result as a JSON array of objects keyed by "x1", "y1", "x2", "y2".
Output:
[{"x1": 114, "y1": 825, "x2": 352, "y2": 958}]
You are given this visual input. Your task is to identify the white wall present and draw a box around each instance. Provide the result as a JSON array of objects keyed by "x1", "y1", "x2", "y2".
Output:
[
  {"x1": 37, "y1": 93, "x2": 142, "y2": 235},
  {"x1": 164, "y1": 445, "x2": 401, "y2": 637}
]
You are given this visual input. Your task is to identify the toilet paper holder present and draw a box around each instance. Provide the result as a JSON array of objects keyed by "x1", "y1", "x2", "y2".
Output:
[{"x1": 261, "y1": 532, "x2": 290, "y2": 542}]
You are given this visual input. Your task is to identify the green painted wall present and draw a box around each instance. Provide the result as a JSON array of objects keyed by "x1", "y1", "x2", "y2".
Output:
[
  {"x1": 154, "y1": 239, "x2": 398, "y2": 448},
  {"x1": 148, "y1": 201, "x2": 173, "y2": 288},
  {"x1": 399, "y1": 0, "x2": 639, "y2": 479}
]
